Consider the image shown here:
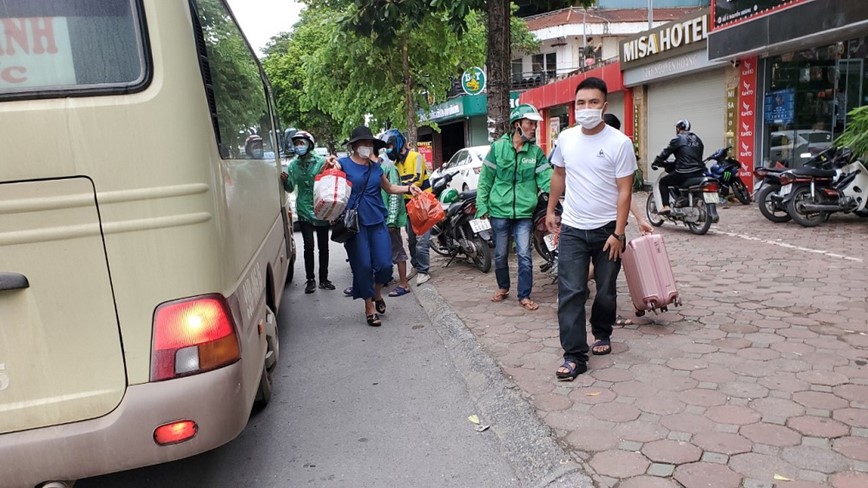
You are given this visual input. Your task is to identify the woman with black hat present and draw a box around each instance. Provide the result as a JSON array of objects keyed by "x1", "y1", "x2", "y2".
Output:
[{"x1": 323, "y1": 126, "x2": 421, "y2": 326}]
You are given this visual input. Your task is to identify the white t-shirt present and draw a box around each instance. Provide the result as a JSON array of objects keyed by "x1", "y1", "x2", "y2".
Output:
[{"x1": 550, "y1": 124, "x2": 638, "y2": 230}]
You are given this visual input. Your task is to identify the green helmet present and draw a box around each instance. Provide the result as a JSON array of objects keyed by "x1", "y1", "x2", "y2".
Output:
[
  {"x1": 439, "y1": 188, "x2": 459, "y2": 205},
  {"x1": 510, "y1": 103, "x2": 543, "y2": 125}
]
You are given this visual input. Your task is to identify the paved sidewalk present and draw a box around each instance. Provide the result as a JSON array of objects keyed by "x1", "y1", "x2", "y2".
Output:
[{"x1": 422, "y1": 199, "x2": 868, "y2": 488}]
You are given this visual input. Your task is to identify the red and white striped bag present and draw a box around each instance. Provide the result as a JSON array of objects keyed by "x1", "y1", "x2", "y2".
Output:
[{"x1": 313, "y1": 169, "x2": 352, "y2": 221}]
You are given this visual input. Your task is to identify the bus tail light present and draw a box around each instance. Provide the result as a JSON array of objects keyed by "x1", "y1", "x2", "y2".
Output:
[{"x1": 151, "y1": 295, "x2": 240, "y2": 381}]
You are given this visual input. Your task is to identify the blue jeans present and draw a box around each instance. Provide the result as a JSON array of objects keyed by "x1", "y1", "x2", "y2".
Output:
[
  {"x1": 406, "y1": 220, "x2": 430, "y2": 274},
  {"x1": 557, "y1": 221, "x2": 621, "y2": 364},
  {"x1": 490, "y1": 217, "x2": 533, "y2": 300}
]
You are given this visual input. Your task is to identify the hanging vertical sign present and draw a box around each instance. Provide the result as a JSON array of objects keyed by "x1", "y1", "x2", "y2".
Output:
[
  {"x1": 726, "y1": 87, "x2": 737, "y2": 150},
  {"x1": 738, "y1": 57, "x2": 757, "y2": 192}
]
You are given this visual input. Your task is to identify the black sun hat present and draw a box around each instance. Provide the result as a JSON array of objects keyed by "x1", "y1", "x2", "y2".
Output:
[{"x1": 345, "y1": 126, "x2": 387, "y2": 151}]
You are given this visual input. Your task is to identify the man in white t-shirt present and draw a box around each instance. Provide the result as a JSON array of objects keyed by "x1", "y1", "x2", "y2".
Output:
[{"x1": 547, "y1": 77, "x2": 637, "y2": 380}]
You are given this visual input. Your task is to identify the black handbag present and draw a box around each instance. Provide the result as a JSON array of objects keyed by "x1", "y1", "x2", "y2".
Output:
[
  {"x1": 330, "y1": 164, "x2": 371, "y2": 243},
  {"x1": 330, "y1": 207, "x2": 359, "y2": 243}
]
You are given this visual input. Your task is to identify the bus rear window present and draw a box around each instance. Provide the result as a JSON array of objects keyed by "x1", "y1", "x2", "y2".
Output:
[{"x1": 0, "y1": 0, "x2": 145, "y2": 97}]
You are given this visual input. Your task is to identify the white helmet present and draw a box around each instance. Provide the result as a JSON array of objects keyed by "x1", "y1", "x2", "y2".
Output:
[{"x1": 291, "y1": 130, "x2": 315, "y2": 150}]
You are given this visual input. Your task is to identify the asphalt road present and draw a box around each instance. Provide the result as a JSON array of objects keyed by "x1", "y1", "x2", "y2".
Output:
[{"x1": 78, "y1": 240, "x2": 519, "y2": 488}]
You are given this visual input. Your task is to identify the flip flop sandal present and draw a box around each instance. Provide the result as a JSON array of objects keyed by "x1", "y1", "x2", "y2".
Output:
[
  {"x1": 555, "y1": 360, "x2": 587, "y2": 381},
  {"x1": 366, "y1": 313, "x2": 381, "y2": 327},
  {"x1": 519, "y1": 298, "x2": 540, "y2": 311},
  {"x1": 491, "y1": 289, "x2": 510, "y2": 302},
  {"x1": 615, "y1": 316, "x2": 634, "y2": 326},
  {"x1": 388, "y1": 286, "x2": 411, "y2": 297},
  {"x1": 374, "y1": 298, "x2": 386, "y2": 314},
  {"x1": 591, "y1": 339, "x2": 612, "y2": 356}
]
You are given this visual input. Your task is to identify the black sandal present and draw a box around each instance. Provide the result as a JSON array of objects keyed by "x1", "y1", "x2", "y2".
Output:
[
  {"x1": 592, "y1": 339, "x2": 612, "y2": 356},
  {"x1": 555, "y1": 360, "x2": 586, "y2": 381},
  {"x1": 374, "y1": 298, "x2": 386, "y2": 314},
  {"x1": 366, "y1": 313, "x2": 381, "y2": 327}
]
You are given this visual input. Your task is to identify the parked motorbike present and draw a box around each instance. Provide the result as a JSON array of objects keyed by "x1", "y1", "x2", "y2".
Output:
[
  {"x1": 754, "y1": 163, "x2": 792, "y2": 223},
  {"x1": 646, "y1": 160, "x2": 721, "y2": 235},
  {"x1": 428, "y1": 172, "x2": 494, "y2": 272},
  {"x1": 705, "y1": 146, "x2": 751, "y2": 204},
  {"x1": 532, "y1": 192, "x2": 562, "y2": 279},
  {"x1": 780, "y1": 147, "x2": 868, "y2": 227}
]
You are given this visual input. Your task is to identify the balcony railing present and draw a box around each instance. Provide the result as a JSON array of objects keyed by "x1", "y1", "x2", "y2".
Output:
[{"x1": 443, "y1": 57, "x2": 619, "y2": 99}]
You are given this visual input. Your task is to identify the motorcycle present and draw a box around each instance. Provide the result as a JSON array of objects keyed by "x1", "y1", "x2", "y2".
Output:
[
  {"x1": 705, "y1": 146, "x2": 751, "y2": 205},
  {"x1": 646, "y1": 160, "x2": 721, "y2": 235},
  {"x1": 754, "y1": 163, "x2": 792, "y2": 223},
  {"x1": 780, "y1": 147, "x2": 868, "y2": 227},
  {"x1": 532, "y1": 192, "x2": 562, "y2": 280},
  {"x1": 428, "y1": 173, "x2": 494, "y2": 272}
]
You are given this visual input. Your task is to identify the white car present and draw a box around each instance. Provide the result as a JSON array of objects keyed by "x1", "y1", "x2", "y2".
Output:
[
  {"x1": 431, "y1": 145, "x2": 490, "y2": 192},
  {"x1": 769, "y1": 130, "x2": 834, "y2": 165}
]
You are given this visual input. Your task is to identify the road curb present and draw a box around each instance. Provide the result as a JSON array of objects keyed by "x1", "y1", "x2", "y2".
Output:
[{"x1": 415, "y1": 285, "x2": 594, "y2": 488}]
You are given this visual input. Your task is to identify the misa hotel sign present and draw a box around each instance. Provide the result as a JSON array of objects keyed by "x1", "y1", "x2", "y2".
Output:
[{"x1": 620, "y1": 11, "x2": 710, "y2": 69}]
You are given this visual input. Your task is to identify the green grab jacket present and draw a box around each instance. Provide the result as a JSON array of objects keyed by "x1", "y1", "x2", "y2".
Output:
[
  {"x1": 283, "y1": 153, "x2": 327, "y2": 226},
  {"x1": 381, "y1": 159, "x2": 408, "y2": 228},
  {"x1": 475, "y1": 133, "x2": 551, "y2": 220}
]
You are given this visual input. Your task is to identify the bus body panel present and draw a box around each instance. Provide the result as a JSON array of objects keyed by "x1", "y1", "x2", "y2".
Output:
[{"x1": 0, "y1": 0, "x2": 289, "y2": 481}]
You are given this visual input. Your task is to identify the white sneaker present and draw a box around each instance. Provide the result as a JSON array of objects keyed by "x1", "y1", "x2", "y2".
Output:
[{"x1": 415, "y1": 273, "x2": 431, "y2": 286}]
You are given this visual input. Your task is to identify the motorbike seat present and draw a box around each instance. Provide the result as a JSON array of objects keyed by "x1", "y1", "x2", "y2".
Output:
[
  {"x1": 680, "y1": 176, "x2": 711, "y2": 189},
  {"x1": 460, "y1": 190, "x2": 477, "y2": 200},
  {"x1": 788, "y1": 167, "x2": 837, "y2": 178}
]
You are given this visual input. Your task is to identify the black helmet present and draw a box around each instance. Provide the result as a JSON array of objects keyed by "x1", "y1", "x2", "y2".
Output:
[{"x1": 676, "y1": 119, "x2": 691, "y2": 131}]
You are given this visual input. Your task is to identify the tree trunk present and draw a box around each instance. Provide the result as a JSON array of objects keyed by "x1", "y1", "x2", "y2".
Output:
[
  {"x1": 486, "y1": 0, "x2": 511, "y2": 141},
  {"x1": 402, "y1": 34, "x2": 418, "y2": 150}
]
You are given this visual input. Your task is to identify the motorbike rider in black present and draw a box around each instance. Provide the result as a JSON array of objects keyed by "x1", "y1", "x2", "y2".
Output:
[{"x1": 654, "y1": 119, "x2": 705, "y2": 214}]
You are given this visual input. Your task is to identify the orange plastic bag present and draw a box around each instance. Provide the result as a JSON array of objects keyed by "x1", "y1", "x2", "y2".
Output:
[{"x1": 406, "y1": 191, "x2": 445, "y2": 235}]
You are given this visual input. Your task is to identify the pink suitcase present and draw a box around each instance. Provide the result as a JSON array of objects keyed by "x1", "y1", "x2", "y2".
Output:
[{"x1": 621, "y1": 234, "x2": 680, "y2": 316}]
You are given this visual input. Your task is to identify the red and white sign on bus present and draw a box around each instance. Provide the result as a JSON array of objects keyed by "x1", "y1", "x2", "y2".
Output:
[{"x1": 0, "y1": 18, "x2": 74, "y2": 87}]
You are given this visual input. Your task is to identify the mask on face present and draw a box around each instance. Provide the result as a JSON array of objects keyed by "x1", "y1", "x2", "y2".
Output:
[
  {"x1": 294, "y1": 145, "x2": 308, "y2": 156},
  {"x1": 356, "y1": 145, "x2": 373, "y2": 159},
  {"x1": 386, "y1": 147, "x2": 399, "y2": 160},
  {"x1": 515, "y1": 124, "x2": 535, "y2": 143},
  {"x1": 575, "y1": 108, "x2": 603, "y2": 130}
]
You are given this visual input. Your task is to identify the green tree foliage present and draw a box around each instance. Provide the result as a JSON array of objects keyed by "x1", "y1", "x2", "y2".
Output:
[
  {"x1": 198, "y1": 0, "x2": 269, "y2": 154},
  {"x1": 261, "y1": 16, "x2": 343, "y2": 151},
  {"x1": 261, "y1": 1, "x2": 552, "y2": 146},
  {"x1": 835, "y1": 106, "x2": 868, "y2": 158}
]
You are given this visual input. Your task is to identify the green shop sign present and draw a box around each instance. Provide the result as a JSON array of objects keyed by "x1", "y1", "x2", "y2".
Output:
[{"x1": 420, "y1": 93, "x2": 521, "y2": 123}]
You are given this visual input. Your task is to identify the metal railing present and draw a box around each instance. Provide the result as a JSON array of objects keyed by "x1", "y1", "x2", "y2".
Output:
[{"x1": 443, "y1": 57, "x2": 619, "y2": 99}]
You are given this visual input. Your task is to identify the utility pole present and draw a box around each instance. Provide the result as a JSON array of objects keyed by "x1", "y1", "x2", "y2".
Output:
[{"x1": 647, "y1": 0, "x2": 653, "y2": 29}]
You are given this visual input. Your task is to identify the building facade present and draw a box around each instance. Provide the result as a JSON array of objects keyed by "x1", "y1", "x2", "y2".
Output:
[
  {"x1": 620, "y1": 9, "x2": 731, "y2": 185},
  {"x1": 708, "y1": 0, "x2": 868, "y2": 179}
]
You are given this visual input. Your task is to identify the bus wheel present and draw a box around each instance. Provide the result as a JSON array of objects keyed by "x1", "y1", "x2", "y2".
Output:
[{"x1": 254, "y1": 307, "x2": 279, "y2": 410}]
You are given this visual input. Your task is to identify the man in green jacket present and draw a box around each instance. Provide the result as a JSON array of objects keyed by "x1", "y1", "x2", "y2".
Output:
[
  {"x1": 381, "y1": 156, "x2": 411, "y2": 297},
  {"x1": 476, "y1": 103, "x2": 552, "y2": 311},
  {"x1": 280, "y1": 130, "x2": 334, "y2": 294}
]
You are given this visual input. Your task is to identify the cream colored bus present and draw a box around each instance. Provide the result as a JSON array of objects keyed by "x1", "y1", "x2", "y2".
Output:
[{"x1": 0, "y1": 1, "x2": 292, "y2": 486}]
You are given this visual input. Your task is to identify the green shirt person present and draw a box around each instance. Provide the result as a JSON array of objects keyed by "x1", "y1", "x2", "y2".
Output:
[
  {"x1": 381, "y1": 156, "x2": 411, "y2": 297},
  {"x1": 475, "y1": 103, "x2": 552, "y2": 311},
  {"x1": 280, "y1": 131, "x2": 334, "y2": 294}
]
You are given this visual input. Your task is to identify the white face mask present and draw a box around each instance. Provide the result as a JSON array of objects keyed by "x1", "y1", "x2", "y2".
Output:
[
  {"x1": 516, "y1": 124, "x2": 536, "y2": 143},
  {"x1": 356, "y1": 145, "x2": 373, "y2": 158},
  {"x1": 575, "y1": 108, "x2": 603, "y2": 130}
]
